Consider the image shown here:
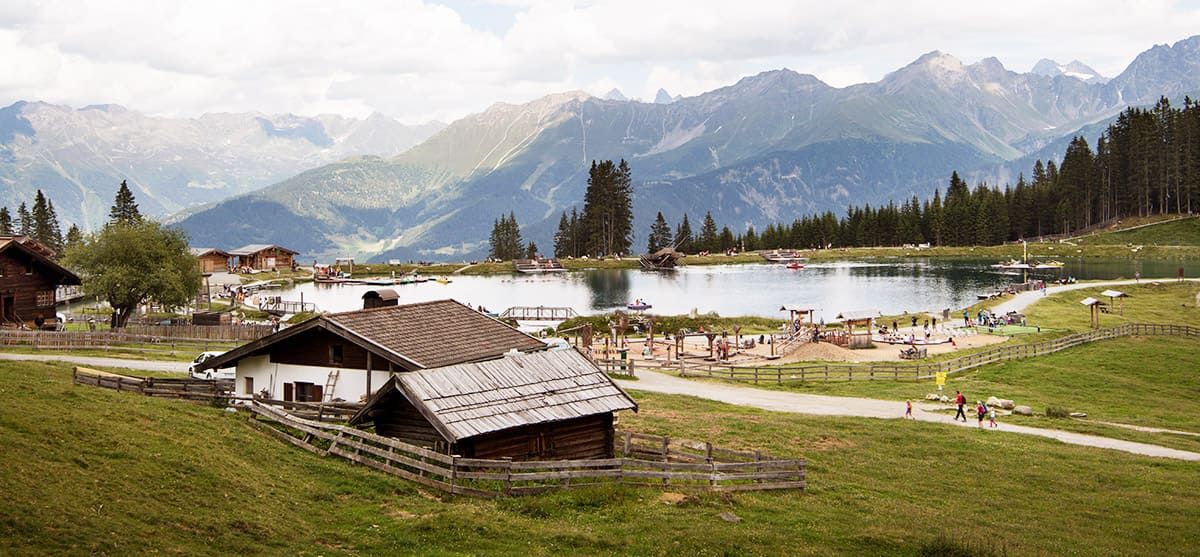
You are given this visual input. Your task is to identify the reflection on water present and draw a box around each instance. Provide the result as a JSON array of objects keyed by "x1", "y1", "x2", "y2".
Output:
[{"x1": 273, "y1": 258, "x2": 1198, "y2": 319}]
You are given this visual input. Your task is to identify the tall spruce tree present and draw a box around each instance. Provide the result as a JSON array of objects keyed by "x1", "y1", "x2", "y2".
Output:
[
  {"x1": 579, "y1": 159, "x2": 634, "y2": 256},
  {"x1": 646, "y1": 211, "x2": 673, "y2": 252},
  {"x1": 65, "y1": 224, "x2": 83, "y2": 253},
  {"x1": 0, "y1": 207, "x2": 11, "y2": 236},
  {"x1": 699, "y1": 211, "x2": 718, "y2": 252},
  {"x1": 16, "y1": 202, "x2": 31, "y2": 236},
  {"x1": 109, "y1": 180, "x2": 142, "y2": 225},
  {"x1": 553, "y1": 211, "x2": 572, "y2": 258},
  {"x1": 675, "y1": 213, "x2": 693, "y2": 252}
]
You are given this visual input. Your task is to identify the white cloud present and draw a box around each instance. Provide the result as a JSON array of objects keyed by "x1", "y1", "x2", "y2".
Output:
[{"x1": 1, "y1": 0, "x2": 1198, "y2": 123}]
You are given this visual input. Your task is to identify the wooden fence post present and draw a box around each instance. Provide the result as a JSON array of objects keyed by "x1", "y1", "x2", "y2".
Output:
[{"x1": 503, "y1": 457, "x2": 514, "y2": 495}]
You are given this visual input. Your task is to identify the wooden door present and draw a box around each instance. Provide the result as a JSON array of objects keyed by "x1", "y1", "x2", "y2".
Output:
[
  {"x1": 283, "y1": 382, "x2": 294, "y2": 402},
  {"x1": 311, "y1": 385, "x2": 324, "y2": 403}
]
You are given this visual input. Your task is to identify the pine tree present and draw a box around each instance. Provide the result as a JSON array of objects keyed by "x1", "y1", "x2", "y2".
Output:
[
  {"x1": 718, "y1": 225, "x2": 735, "y2": 251},
  {"x1": 525, "y1": 241, "x2": 538, "y2": 259},
  {"x1": 109, "y1": 180, "x2": 142, "y2": 225},
  {"x1": 646, "y1": 211, "x2": 673, "y2": 252},
  {"x1": 699, "y1": 211, "x2": 718, "y2": 252},
  {"x1": 0, "y1": 207, "x2": 11, "y2": 236},
  {"x1": 580, "y1": 159, "x2": 634, "y2": 257},
  {"x1": 17, "y1": 203, "x2": 31, "y2": 236},
  {"x1": 553, "y1": 211, "x2": 572, "y2": 258},
  {"x1": 65, "y1": 224, "x2": 83, "y2": 253},
  {"x1": 675, "y1": 214, "x2": 693, "y2": 252}
]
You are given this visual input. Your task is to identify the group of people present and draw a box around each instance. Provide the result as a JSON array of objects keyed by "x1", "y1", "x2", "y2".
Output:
[{"x1": 905, "y1": 390, "x2": 997, "y2": 428}]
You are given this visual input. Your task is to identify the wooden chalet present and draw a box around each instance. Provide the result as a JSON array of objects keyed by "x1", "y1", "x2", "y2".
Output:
[
  {"x1": 229, "y1": 244, "x2": 297, "y2": 271},
  {"x1": 349, "y1": 350, "x2": 637, "y2": 460},
  {"x1": 189, "y1": 247, "x2": 231, "y2": 274},
  {"x1": 0, "y1": 236, "x2": 82, "y2": 329},
  {"x1": 195, "y1": 299, "x2": 548, "y2": 404}
]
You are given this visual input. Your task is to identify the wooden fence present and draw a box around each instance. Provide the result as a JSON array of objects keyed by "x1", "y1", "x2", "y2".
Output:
[
  {"x1": 594, "y1": 358, "x2": 637, "y2": 378},
  {"x1": 243, "y1": 401, "x2": 804, "y2": 497},
  {"x1": 674, "y1": 323, "x2": 1198, "y2": 384},
  {"x1": 122, "y1": 324, "x2": 272, "y2": 341},
  {"x1": 72, "y1": 366, "x2": 232, "y2": 401},
  {"x1": 1, "y1": 329, "x2": 254, "y2": 355}
]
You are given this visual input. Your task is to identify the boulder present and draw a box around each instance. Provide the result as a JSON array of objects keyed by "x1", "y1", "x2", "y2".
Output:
[
  {"x1": 986, "y1": 396, "x2": 1016, "y2": 410},
  {"x1": 925, "y1": 393, "x2": 941, "y2": 401},
  {"x1": 939, "y1": 395, "x2": 950, "y2": 403},
  {"x1": 1070, "y1": 412, "x2": 1088, "y2": 418},
  {"x1": 1013, "y1": 405, "x2": 1033, "y2": 416}
]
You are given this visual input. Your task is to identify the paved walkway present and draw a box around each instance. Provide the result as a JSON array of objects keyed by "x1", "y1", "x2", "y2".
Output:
[
  {"x1": 615, "y1": 369, "x2": 1200, "y2": 461},
  {"x1": 0, "y1": 353, "x2": 189, "y2": 373},
  {"x1": 991, "y1": 277, "x2": 1199, "y2": 316}
]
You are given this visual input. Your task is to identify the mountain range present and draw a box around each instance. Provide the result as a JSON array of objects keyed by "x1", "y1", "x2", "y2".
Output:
[
  {"x1": 0, "y1": 103, "x2": 444, "y2": 229},
  {"x1": 173, "y1": 35, "x2": 1200, "y2": 261}
]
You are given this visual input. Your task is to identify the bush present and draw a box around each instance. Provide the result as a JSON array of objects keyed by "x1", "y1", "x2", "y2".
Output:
[{"x1": 1045, "y1": 406, "x2": 1071, "y2": 418}]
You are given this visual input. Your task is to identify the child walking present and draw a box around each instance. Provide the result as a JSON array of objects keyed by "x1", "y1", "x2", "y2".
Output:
[
  {"x1": 905, "y1": 400, "x2": 914, "y2": 419},
  {"x1": 988, "y1": 405, "x2": 998, "y2": 428},
  {"x1": 976, "y1": 401, "x2": 987, "y2": 428}
]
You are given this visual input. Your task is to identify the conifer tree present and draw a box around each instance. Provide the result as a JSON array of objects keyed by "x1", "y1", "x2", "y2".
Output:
[
  {"x1": 553, "y1": 211, "x2": 572, "y2": 258},
  {"x1": 65, "y1": 224, "x2": 83, "y2": 253},
  {"x1": 0, "y1": 207, "x2": 11, "y2": 236},
  {"x1": 17, "y1": 203, "x2": 31, "y2": 236},
  {"x1": 699, "y1": 211, "x2": 718, "y2": 252},
  {"x1": 109, "y1": 180, "x2": 142, "y2": 225},
  {"x1": 675, "y1": 213, "x2": 693, "y2": 252},
  {"x1": 646, "y1": 211, "x2": 673, "y2": 252}
]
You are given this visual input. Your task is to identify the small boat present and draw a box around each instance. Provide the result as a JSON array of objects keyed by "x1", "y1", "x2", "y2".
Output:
[
  {"x1": 786, "y1": 262, "x2": 805, "y2": 270},
  {"x1": 1033, "y1": 260, "x2": 1064, "y2": 269},
  {"x1": 761, "y1": 250, "x2": 807, "y2": 263},
  {"x1": 627, "y1": 301, "x2": 652, "y2": 311},
  {"x1": 435, "y1": 277, "x2": 452, "y2": 284},
  {"x1": 991, "y1": 259, "x2": 1032, "y2": 270}
]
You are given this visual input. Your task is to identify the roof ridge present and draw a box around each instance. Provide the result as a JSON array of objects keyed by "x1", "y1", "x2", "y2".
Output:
[{"x1": 325, "y1": 298, "x2": 460, "y2": 318}]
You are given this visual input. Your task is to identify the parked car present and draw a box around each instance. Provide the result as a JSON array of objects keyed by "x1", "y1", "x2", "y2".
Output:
[{"x1": 188, "y1": 351, "x2": 232, "y2": 380}]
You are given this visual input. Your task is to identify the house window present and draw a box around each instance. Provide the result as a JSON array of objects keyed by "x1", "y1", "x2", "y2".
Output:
[
  {"x1": 244, "y1": 376, "x2": 254, "y2": 395},
  {"x1": 24, "y1": 261, "x2": 33, "y2": 275},
  {"x1": 0, "y1": 264, "x2": 6, "y2": 277},
  {"x1": 330, "y1": 344, "x2": 344, "y2": 365},
  {"x1": 36, "y1": 290, "x2": 54, "y2": 307}
]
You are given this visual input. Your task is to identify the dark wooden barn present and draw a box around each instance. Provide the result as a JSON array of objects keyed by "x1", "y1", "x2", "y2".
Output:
[
  {"x1": 349, "y1": 350, "x2": 637, "y2": 460},
  {"x1": 361, "y1": 288, "x2": 399, "y2": 309},
  {"x1": 0, "y1": 236, "x2": 81, "y2": 329}
]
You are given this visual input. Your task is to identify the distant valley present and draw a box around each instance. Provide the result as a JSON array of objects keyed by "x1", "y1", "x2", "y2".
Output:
[{"x1": 0, "y1": 103, "x2": 444, "y2": 229}]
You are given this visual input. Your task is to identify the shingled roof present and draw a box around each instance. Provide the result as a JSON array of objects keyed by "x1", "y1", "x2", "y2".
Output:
[
  {"x1": 197, "y1": 299, "x2": 547, "y2": 372},
  {"x1": 0, "y1": 237, "x2": 81, "y2": 285},
  {"x1": 350, "y1": 350, "x2": 637, "y2": 441}
]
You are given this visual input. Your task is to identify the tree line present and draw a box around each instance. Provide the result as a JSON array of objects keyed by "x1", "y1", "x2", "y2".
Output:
[
  {"x1": 0, "y1": 190, "x2": 79, "y2": 254},
  {"x1": 492, "y1": 96, "x2": 1199, "y2": 258}
]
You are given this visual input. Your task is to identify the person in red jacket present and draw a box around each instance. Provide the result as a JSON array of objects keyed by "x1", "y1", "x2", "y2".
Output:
[{"x1": 954, "y1": 390, "x2": 967, "y2": 422}]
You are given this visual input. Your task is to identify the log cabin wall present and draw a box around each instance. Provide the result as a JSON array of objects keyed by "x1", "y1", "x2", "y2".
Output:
[
  {"x1": 267, "y1": 328, "x2": 400, "y2": 371},
  {"x1": 196, "y1": 253, "x2": 228, "y2": 273},
  {"x1": 464, "y1": 414, "x2": 615, "y2": 461},
  {"x1": 371, "y1": 394, "x2": 447, "y2": 451},
  {"x1": 0, "y1": 250, "x2": 63, "y2": 326}
]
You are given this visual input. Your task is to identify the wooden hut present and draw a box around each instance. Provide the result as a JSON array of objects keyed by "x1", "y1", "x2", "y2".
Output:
[
  {"x1": 0, "y1": 236, "x2": 82, "y2": 329},
  {"x1": 230, "y1": 244, "x2": 297, "y2": 271},
  {"x1": 195, "y1": 299, "x2": 548, "y2": 403},
  {"x1": 836, "y1": 309, "x2": 880, "y2": 349},
  {"x1": 1080, "y1": 297, "x2": 1105, "y2": 328},
  {"x1": 189, "y1": 247, "x2": 231, "y2": 273},
  {"x1": 362, "y1": 288, "x2": 399, "y2": 309},
  {"x1": 349, "y1": 350, "x2": 637, "y2": 460}
]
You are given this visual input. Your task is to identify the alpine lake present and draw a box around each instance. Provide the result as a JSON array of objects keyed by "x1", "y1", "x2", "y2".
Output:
[{"x1": 268, "y1": 257, "x2": 1198, "y2": 320}]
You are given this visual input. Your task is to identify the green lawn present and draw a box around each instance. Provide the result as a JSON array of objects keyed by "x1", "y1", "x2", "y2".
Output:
[
  {"x1": 1022, "y1": 281, "x2": 1200, "y2": 331},
  {"x1": 1077, "y1": 216, "x2": 1200, "y2": 246},
  {"x1": 3, "y1": 360, "x2": 1199, "y2": 555}
]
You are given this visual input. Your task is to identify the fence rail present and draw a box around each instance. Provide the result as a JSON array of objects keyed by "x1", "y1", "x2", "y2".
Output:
[
  {"x1": 72, "y1": 366, "x2": 232, "y2": 401},
  {"x1": 0, "y1": 329, "x2": 255, "y2": 354},
  {"x1": 673, "y1": 323, "x2": 1198, "y2": 384},
  {"x1": 242, "y1": 401, "x2": 804, "y2": 497}
]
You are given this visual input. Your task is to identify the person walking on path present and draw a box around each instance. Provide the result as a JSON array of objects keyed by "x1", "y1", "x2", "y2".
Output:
[
  {"x1": 976, "y1": 401, "x2": 987, "y2": 428},
  {"x1": 988, "y1": 405, "x2": 998, "y2": 428},
  {"x1": 954, "y1": 391, "x2": 967, "y2": 421},
  {"x1": 905, "y1": 400, "x2": 914, "y2": 419}
]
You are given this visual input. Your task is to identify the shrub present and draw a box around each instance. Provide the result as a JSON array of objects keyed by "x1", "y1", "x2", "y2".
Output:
[{"x1": 1045, "y1": 406, "x2": 1070, "y2": 418}]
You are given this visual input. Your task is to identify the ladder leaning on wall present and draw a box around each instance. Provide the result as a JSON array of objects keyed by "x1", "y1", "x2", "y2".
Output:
[{"x1": 323, "y1": 369, "x2": 339, "y2": 402}]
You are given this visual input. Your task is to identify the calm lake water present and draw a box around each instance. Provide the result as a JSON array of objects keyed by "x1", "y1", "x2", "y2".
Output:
[{"x1": 272, "y1": 258, "x2": 1197, "y2": 320}]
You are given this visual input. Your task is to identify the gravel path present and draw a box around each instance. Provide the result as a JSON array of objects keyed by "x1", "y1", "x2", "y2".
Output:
[
  {"x1": 0, "y1": 353, "x2": 189, "y2": 373},
  {"x1": 616, "y1": 369, "x2": 1200, "y2": 461}
]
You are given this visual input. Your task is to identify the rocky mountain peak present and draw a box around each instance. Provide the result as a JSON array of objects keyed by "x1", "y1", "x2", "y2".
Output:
[{"x1": 603, "y1": 88, "x2": 628, "y2": 101}]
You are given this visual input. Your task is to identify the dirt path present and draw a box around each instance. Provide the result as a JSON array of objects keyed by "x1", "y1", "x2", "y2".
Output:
[
  {"x1": 453, "y1": 263, "x2": 476, "y2": 274},
  {"x1": 991, "y1": 277, "x2": 1199, "y2": 316},
  {"x1": 616, "y1": 370, "x2": 1200, "y2": 461},
  {"x1": 0, "y1": 353, "x2": 189, "y2": 373}
]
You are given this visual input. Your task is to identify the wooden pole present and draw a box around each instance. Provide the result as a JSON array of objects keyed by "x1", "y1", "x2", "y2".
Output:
[{"x1": 366, "y1": 352, "x2": 373, "y2": 396}]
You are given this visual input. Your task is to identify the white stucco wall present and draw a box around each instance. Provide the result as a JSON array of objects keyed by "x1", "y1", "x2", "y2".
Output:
[{"x1": 234, "y1": 354, "x2": 393, "y2": 403}]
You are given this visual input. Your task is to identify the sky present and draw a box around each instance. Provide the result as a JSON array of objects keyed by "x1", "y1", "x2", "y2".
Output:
[{"x1": 2, "y1": 0, "x2": 1200, "y2": 124}]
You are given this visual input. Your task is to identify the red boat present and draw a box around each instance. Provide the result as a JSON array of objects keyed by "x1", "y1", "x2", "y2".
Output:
[{"x1": 786, "y1": 262, "x2": 805, "y2": 270}]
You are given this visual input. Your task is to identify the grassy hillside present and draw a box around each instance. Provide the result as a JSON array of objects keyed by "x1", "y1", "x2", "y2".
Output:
[
  {"x1": 1021, "y1": 281, "x2": 1200, "y2": 330},
  {"x1": 3, "y1": 360, "x2": 1200, "y2": 555},
  {"x1": 1077, "y1": 216, "x2": 1200, "y2": 246}
]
